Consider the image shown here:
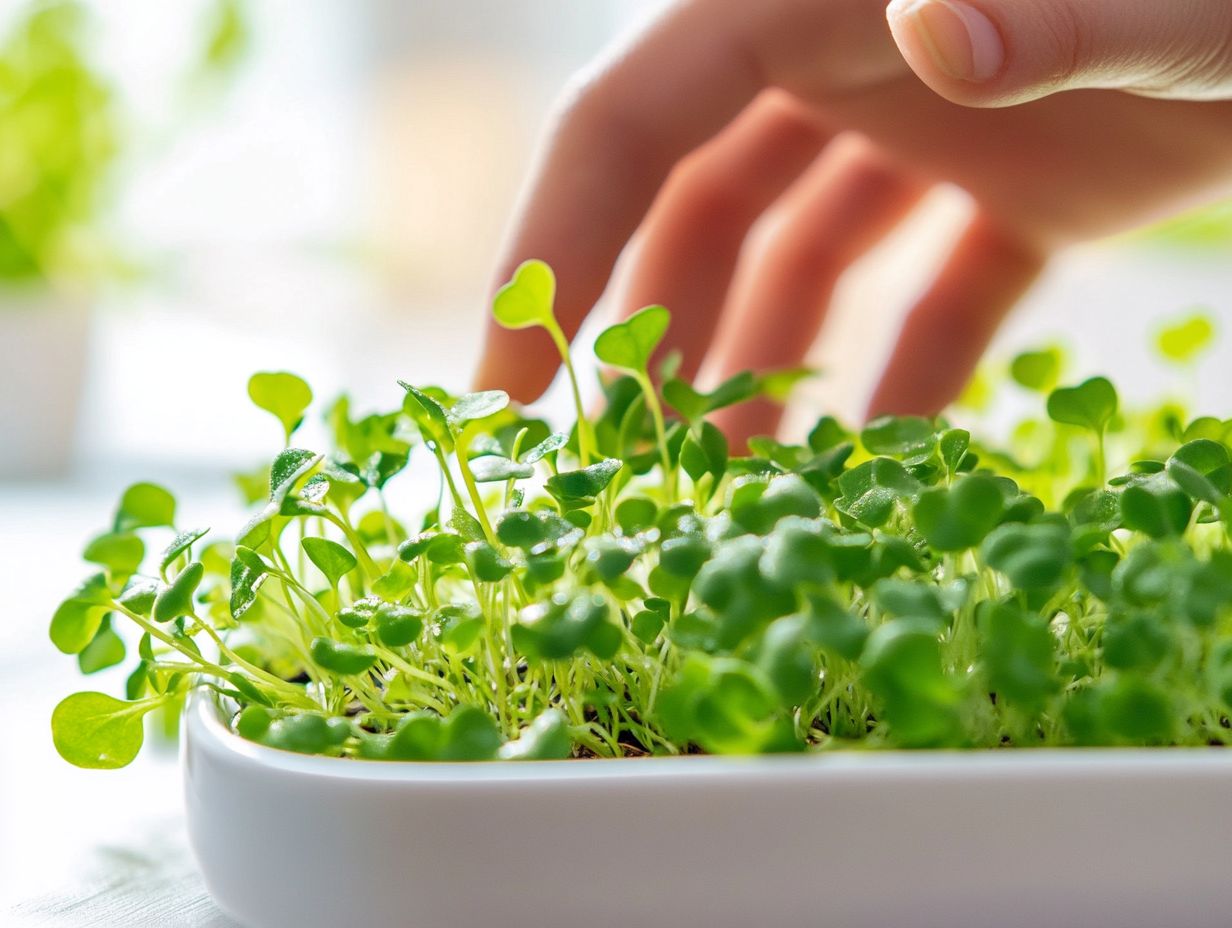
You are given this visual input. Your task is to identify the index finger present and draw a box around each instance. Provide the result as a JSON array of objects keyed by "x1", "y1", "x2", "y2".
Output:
[{"x1": 474, "y1": 1, "x2": 765, "y2": 400}]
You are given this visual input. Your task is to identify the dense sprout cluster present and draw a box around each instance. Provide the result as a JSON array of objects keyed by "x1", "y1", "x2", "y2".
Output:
[{"x1": 50, "y1": 263, "x2": 1232, "y2": 767}]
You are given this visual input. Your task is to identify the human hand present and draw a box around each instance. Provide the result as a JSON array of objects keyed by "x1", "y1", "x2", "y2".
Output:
[{"x1": 475, "y1": 0, "x2": 1232, "y2": 443}]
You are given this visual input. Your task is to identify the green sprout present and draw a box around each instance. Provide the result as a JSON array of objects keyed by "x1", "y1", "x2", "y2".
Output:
[{"x1": 47, "y1": 286, "x2": 1232, "y2": 767}]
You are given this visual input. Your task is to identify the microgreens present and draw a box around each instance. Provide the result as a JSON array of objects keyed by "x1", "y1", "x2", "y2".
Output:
[{"x1": 49, "y1": 280, "x2": 1232, "y2": 768}]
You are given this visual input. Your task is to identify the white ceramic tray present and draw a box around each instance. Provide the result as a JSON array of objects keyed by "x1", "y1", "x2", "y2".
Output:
[{"x1": 184, "y1": 694, "x2": 1232, "y2": 928}]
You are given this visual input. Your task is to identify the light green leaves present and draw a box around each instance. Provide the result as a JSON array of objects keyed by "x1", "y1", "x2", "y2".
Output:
[
  {"x1": 52, "y1": 692, "x2": 161, "y2": 769},
  {"x1": 492, "y1": 259, "x2": 557, "y2": 330},
  {"x1": 248, "y1": 372, "x2": 313, "y2": 443},
  {"x1": 114, "y1": 483, "x2": 175, "y2": 532},
  {"x1": 302, "y1": 537, "x2": 358, "y2": 588},
  {"x1": 594, "y1": 305, "x2": 670, "y2": 376},
  {"x1": 1010, "y1": 346, "x2": 1064, "y2": 393},
  {"x1": 1047, "y1": 377, "x2": 1118, "y2": 433},
  {"x1": 449, "y1": 390, "x2": 509, "y2": 424},
  {"x1": 1156, "y1": 313, "x2": 1215, "y2": 366},
  {"x1": 469, "y1": 456, "x2": 534, "y2": 483},
  {"x1": 50, "y1": 573, "x2": 113, "y2": 654},
  {"x1": 310, "y1": 637, "x2": 378, "y2": 675}
]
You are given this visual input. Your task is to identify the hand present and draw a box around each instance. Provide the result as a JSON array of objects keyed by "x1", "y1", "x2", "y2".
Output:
[{"x1": 475, "y1": 0, "x2": 1232, "y2": 443}]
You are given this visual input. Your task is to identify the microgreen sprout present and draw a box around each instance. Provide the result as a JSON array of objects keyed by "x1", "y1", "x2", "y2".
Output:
[{"x1": 49, "y1": 291, "x2": 1232, "y2": 768}]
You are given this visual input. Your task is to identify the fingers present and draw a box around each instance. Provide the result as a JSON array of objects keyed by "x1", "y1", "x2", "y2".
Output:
[
  {"x1": 617, "y1": 93, "x2": 832, "y2": 382},
  {"x1": 705, "y1": 137, "x2": 925, "y2": 446},
  {"x1": 865, "y1": 214, "x2": 1046, "y2": 418},
  {"x1": 886, "y1": 0, "x2": 1232, "y2": 107},
  {"x1": 475, "y1": 1, "x2": 765, "y2": 400}
]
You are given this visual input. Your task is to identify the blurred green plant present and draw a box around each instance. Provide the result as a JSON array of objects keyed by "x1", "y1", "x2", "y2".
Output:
[{"x1": 0, "y1": 1, "x2": 119, "y2": 289}]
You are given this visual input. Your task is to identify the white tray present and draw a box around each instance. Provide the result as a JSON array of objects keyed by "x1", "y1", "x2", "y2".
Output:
[{"x1": 183, "y1": 694, "x2": 1232, "y2": 928}]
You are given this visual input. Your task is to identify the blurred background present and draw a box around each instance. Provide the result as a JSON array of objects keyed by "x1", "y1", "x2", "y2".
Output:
[{"x1": 0, "y1": 0, "x2": 1229, "y2": 920}]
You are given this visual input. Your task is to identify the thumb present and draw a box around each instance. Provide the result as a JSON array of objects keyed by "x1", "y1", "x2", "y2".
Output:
[{"x1": 886, "y1": 0, "x2": 1232, "y2": 106}]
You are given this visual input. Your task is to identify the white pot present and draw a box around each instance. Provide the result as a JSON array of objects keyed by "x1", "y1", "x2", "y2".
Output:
[
  {"x1": 184, "y1": 693, "x2": 1232, "y2": 928},
  {"x1": 0, "y1": 292, "x2": 90, "y2": 480}
]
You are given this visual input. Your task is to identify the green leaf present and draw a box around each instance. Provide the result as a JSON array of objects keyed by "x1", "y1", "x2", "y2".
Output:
[
  {"x1": 680, "y1": 422, "x2": 728, "y2": 484},
  {"x1": 1156, "y1": 313, "x2": 1215, "y2": 365},
  {"x1": 498, "y1": 709, "x2": 572, "y2": 760},
  {"x1": 1009, "y1": 347, "x2": 1064, "y2": 392},
  {"x1": 449, "y1": 390, "x2": 509, "y2": 424},
  {"x1": 981, "y1": 522, "x2": 1073, "y2": 590},
  {"x1": 913, "y1": 474, "x2": 1005, "y2": 551},
  {"x1": 302, "y1": 537, "x2": 358, "y2": 588},
  {"x1": 860, "y1": 619, "x2": 960, "y2": 746},
  {"x1": 248, "y1": 371, "x2": 313, "y2": 442},
  {"x1": 663, "y1": 371, "x2": 757, "y2": 422},
  {"x1": 310, "y1": 637, "x2": 378, "y2": 675},
  {"x1": 269, "y1": 448, "x2": 320, "y2": 499},
  {"x1": 50, "y1": 574, "x2": 113, "y2": 655},
  {"x1": 82, "y1": 532, "x2": 144, "y2": 579},
  {"x1": 77, "y1": 616, "x2": 126, "y2": 675},
  {"x1": 1046, "y1": 377, "x2": 1118, "y2": 433},
  {"x1": 51, "y1": 692, "x2": 158, "y2": 769},
  {"x1": 546, "y1": 458, "x2": 623, "y2": 503},
  {"x1": 399, "y1": 382, "x2": 454, "y2": 452},
  {"x1": 229, "y1": 547, "x2": 270, "y2": 620},
  {"x1": 594, "y1": 305, "x2": 670, "y2": 375},
  {"x1": 492, "y1": 259, "x2": 557, "y2": 330},
  {"x1": 153, "y1": 561, "x2": 204, "y2": 622},
  {"x1": 159, "y1": 528, "x2": 209, "y2": 573},
  {"x1": 977, "y1": 602, "x2": 1058, "y2": 707},
  {"x1": 440, "y1": 706, "x2": 502, "y2": 761},
  {"x1": 861, "y1": 416, "x2": 935, "y2": 457},
  {"x1": 835, "y1": 458, "x2": 920, "y2": 528},
  {"x1": 520, "y1": 431, "x2": 568, "y2": 464},
  {"x1": 469, "y1": 456, "x2": 534, "y2": 483},
  {"x1": 114, "y1": 483, "x2": 176, "y2": 532},
  {"x1": 1119, "y1": 474, "x2": 1193, "y2": 538},
  {"x1": 374, "y1": 603, "x2": 424, "y2": 647}
]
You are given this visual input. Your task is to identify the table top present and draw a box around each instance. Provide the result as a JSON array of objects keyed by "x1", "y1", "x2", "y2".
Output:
[{"x1": 1, "y1": 484, "x2": 240, "y2": 927}]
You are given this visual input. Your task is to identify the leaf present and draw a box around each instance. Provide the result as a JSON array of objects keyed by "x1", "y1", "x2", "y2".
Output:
[
  {"x1": 835, "y1": 458, "x2": 920, "y2": 528},
  {"x1": 269, "y1": 448, "x2": 320, "y2": 499},
  {"x1": 82, "y1": 532, "x2": 144, "y2": 579},
  {"x1": 399, "y1": 382, "x2": 454, "y2": 452},
  {"x1": 913, "y1": 474, "x2": 1005, "y2": 551},
  {"x1": 159, "y1": 528, "x2": 209, "y2": 573},
  {"x1": 663, "y1": 371, "x2": 757, "y2": 422},
  {"x1": 302, "y1": 537, "x2": 358, "y2": 588},
  {"x1": 1009, "y1": 347, "x2": 1064, "y2": 392},
  {"x1": 977, "y1": 602, "x2": 1058, "y2": 706},
  {"x1": 248, "y1": 371, "x2": 313, "y2": 442},
  {"x1": 1120, "y1": 474, "x2": 1193, "y2": 538},
  {"x1": 114, "y1": 483, "x2": 176, "y2": 532},
  {"x1": 520, "y1": 431, "x2": 568, "y2": 464},
  {"x1": 449, "y1": 390, "x2": 509, "y2": 424},
  {"x1": 1156, "y1": 313, "x2": 1215, "y2": 366},
  {"x1": 498, "y1": 709, "x2": 572, "y2": 760},
  {"x1": 229, "y1": 547, "x2": 270, "y2": 620},
  {"x1": 593, "y1": 305, "x2": 670, "y2": 375},
  {"x1": 981, "y1": 522, "x2": 1073, "y2": 590},
  {"x1": 1046, "y1": 377, "x2": 1118, "y2": 433},
  {"x1": 77, "y1": 616, "x2": 126, "y2": 675},
  {"x1": 50, "y1": 574, "x2": 113, "y2": 655},
  {"x1": 680, "y1": 422, "x2": 728, "y2": 484},
  {"x1": 310, "y1": 637, "x2": 378, "y2": 675},
  {"x1": 51, "y1": 692, "x2": 157, "y2": 769},
  {"x1": 546, "y1": 458, "x2": 623, "y2": 503},
  {"x1": 469, "y1": 456, "x2": 535, "y2": 483},
  {"x1": 492, "y1": 259, "x2": 557, "y2": 330},
  {"x1": 153, "y1": 561, "x2": 204, "y2": 622},
  {"x1": 861, "y1": 416, "x2": 935, "y2": 457}
]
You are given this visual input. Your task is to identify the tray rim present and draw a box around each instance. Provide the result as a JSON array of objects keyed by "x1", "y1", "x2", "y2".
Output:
[{"x1": 185, "y1": 690, "x2": 1232, "y2": 784}]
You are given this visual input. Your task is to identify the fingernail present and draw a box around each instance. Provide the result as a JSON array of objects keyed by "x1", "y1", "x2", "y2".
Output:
[{"x1": 891, "y1": 0, "x2": 1004, "y2": 82}]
